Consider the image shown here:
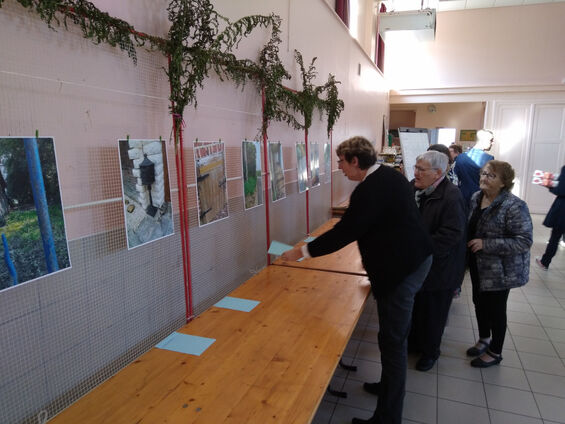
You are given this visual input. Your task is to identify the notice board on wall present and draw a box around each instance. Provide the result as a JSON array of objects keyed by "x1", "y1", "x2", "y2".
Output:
[{"x1": 398, "y1": 127, "x2": 430, "y2": 181}]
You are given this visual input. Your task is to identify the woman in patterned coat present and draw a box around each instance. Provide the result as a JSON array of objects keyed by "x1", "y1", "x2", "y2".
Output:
[{"x1": 466, "y1": 160, "x2": 533, "y2": 368}]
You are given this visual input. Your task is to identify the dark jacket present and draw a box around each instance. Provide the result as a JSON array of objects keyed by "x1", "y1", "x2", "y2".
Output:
[
  {"x1": 469, "y1": 190, "x2": 533, "y2": 291},
  {"x1": 454, "y1": 149, "x2": 494, "y2": 205},
  {"x1": 308, "y1": 165, "x2": 433, "y2": 295},
  {"x1": 543, "y1": 165, "x2": 565, "y2": 231},
  {"x1": 412, "y1": 178, "x2": 467, "y2": 291}
]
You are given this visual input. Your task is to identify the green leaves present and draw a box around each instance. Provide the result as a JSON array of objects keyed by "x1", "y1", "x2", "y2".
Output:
[{"x1": 2, "y1": 0, "x2": 344, "y2": 139}]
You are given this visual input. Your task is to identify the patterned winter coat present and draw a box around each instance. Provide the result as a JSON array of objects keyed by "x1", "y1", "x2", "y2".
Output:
[{"x1": 469, "y1": 190, "x2": 533, "y2": 291}]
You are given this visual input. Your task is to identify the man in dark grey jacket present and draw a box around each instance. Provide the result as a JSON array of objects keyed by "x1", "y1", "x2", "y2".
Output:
[{"x1": 283, "y1": 136, "x2": 432, "y2": 424}]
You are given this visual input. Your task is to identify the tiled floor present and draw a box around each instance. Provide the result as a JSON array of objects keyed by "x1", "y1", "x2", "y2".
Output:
[{"x1": 313, "y1": 214, "x2": 565, "y2": 424}]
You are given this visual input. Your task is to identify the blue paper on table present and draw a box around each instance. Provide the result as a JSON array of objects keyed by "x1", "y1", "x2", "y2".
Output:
[
  {"x1": 214, "y1": 296, "x2": 260, "y2": 312},
  {"x1": 304, "y1": 236, "x2": 316, "y2": 243},
  {"x1": 268, "y1": 240, "x2": 293, "y2": 256},
  {"x1": 156, "y1": 332, "x2": 215, "y2": 356}
]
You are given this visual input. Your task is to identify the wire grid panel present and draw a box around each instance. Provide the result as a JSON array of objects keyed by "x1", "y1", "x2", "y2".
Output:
[{"x1": 0, "y1": 3, "x2": 186, "y2": 423}]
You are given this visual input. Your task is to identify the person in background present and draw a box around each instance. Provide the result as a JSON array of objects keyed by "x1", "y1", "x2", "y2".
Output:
[
  {"x1": 282, "y1": 136, "x2": 433, "y2": 424},
  {"x1": 408, "y1": 151, "x2": 467, "y2": 371},
  {"x1": 466, "y1": 160, "x2": 533, "y2": 367},
  {"x1": 427, "y1": 144, "x2": 458, "y2": 186},
  {"x1": 452, "y1": 129, "x2": 495, "y2": 204},
  {"x1": 535, "y1": 165, "x2": 565, "y2": 270},
  {"x1": 449, "y1": 143, "x2": 462, "y2": 163}
]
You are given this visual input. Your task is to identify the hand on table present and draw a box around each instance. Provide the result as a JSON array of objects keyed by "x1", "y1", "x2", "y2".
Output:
[{"x1": 281, "y1": 246, "x2": 303, "y2": 262}]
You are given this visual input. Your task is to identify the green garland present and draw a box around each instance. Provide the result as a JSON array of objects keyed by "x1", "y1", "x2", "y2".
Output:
[{"x1": 1, "y1": 0, "x2": 344, "y2": 138}]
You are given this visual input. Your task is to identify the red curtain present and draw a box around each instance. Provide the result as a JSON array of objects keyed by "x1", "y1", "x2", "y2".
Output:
[
  {"x1": 375, "y1": 3, "x2": 386, "y2": 72},
  {"x1": 335, "y1": 0, "x2": 350, "y2": 28}
]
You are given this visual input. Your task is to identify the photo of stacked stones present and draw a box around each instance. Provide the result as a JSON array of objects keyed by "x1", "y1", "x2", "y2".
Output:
[{"x1": 118, "y1": 139, "x2": 174, "y2": 249}]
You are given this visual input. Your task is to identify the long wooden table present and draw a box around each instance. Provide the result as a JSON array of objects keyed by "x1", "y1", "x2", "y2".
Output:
[
  {"x1": 51, "y1": 265, "x2": 370, "y2": 424},
  {"x1": 273, "y1": 218, "x2": 366, "y2": 276}
]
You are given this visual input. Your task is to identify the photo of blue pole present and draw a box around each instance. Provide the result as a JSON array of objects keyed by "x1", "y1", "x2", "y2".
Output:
[{"x1": 24, "y1": 138, "x2": 58, "y2": 273}]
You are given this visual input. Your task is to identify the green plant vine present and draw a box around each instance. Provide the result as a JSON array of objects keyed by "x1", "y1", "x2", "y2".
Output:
[{"x1": 1, "y1": 0, "x2": 345, "y2": 138}]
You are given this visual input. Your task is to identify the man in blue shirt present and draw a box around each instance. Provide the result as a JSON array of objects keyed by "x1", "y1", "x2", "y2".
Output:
[{"x1": 452, "y1": 129, "x2": 495, "y2": 204}]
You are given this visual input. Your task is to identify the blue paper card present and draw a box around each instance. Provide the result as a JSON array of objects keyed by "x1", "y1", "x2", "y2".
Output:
[
  {"x1": 304, "y1": 236, "x2": 316, "y2": 243},
  {"x1": 156, "y1": 332, "x2": 215, "y2": 356},
  {"x1": 268, "y1": 240, "x2": 293, "y2": 256},
  {"x1": 214, "y1": 296, "x2": 260, "y2": 312}
]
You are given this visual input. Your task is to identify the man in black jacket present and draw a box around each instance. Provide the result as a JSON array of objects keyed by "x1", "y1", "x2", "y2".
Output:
[
  {"x1": 408, "y1": 151, "x2": 467, "y2": 372},
  {"x1": 282, "y1": 136, "x2": 433, "y2": 424}
]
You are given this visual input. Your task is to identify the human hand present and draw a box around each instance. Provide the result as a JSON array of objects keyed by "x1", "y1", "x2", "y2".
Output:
[
  {"x1": 281, "y1": 246, "x2": 303, "y2": 262},
  {"x1": 467, "y1": 238, "x2": 483, "y2": 253}
]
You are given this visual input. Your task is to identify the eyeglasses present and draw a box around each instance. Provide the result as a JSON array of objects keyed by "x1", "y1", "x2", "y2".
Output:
[
  {"x1": 413, "y1": 165, "x2": 435, "y2": 173},
  {"x1": 480, "y1": 171, "x2": 497, "y2": 180}
]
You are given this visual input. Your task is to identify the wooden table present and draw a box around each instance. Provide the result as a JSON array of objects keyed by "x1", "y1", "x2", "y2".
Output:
[
  {"x1": 51, "y1": 265, "x2": 370, "y2": 424},
  {"x1": 273, "y1": 218, "x2": 366, "y2": 276}
]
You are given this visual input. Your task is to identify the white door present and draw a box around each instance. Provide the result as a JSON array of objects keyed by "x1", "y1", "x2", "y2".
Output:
[{"x1": 524, "y1": 104, "x2": 565, "y2": 214}]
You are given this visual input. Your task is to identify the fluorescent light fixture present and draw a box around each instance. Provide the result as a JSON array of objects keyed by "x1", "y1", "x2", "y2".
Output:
[{"x1": 378, "y1": 8, "x2": 436, "y2": 42}]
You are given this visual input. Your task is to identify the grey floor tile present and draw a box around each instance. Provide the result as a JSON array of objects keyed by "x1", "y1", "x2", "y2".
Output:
[
  {"x1": 438, "y1": 398, "x2": 489, "y2": 424},
  {"x1": 509, "y1": 311, "x2": 542, "y2": 326},
  {"x1": 402, "y1": 392, "x2": 437, "y2": 424},
  {"x1": 312, "y1": 400, "x2": 335, "y2": 424},
  {"x1": 355, "y1": 341, "x2": 381, "y2": 362},
  {"x1": 554, "y1": 341, "x2": 565, "y2": 359},
  {"x1": 406, "y1": 368, "x2": 438, "y2": 396},
  {"x1": 518, "y1": 352, "x2": 565, "y2": 376},
  {"x1": 484, "y1": 384, "x2": 541, "y2": 418},
  {"x1": 330, "y1": 404, "x2": 371, "y2": 424},
  {"x1": 489, "y1": 410, "x2": 543, "y2": 424},
  {"x1": 538, "y1": 315, "x2": 565, "y2": 330},
  {"x1": 525, "y1": 295, "x2": 562, "y2": 308},
  {"x1": 440, "y1": 339, "x2": 475, "y2": 360},
  {"x1": 336, "y1": 379, "x2": 378, "y2": 411},
  {"x1": 533, "y1": 393, "x2": 565, "y2": 423},
  {"x1": 508, "y1": 301, "x2": 535, "y2": 314},
  {"x1": 438, "y1": 374, "x2": 486, "y2": 406},
  {"x1": 508, "y1": 323, "x2": 549, "y2": 340},
  {"x1": 513, "y1": 335, "x2": 559, "y2": 357},
  {"x1": 481, "y1": 365, "x2": 530, "y2": 390},
  {"x1": 526, "y1": 371, "x2": 565, "y2": 398},
  {"x1": 347, "y1": 358, "x2": 381, "y2": 383},
  {"x1": 437, "y1": 356, "x2": 483, "y2": 382},
  {"x1": 442, "y1": 326, "x2": 476, "y2": 344}
]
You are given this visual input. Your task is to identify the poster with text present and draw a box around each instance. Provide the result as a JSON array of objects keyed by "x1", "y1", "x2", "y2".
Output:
[
  {"x1": 242, "y1": 141, "x2": 263, "y2": 210},
  {"x1": 0, "y1": 137, "x2": 70, "y2": 291},
  {"x1": 324, "y1": 143, "x2": 331, "y2": 183},
  {"x1": 118, "y1": 139, "x2": 174, "y2": 249},
  {"x1": 296, "y1": 143, "x2": 308, "y2": 193},
  {"x1": 309, "y1": 143, "x2": 320, "y2": 188},
  {"x1": 194, "y1": 141, "x2": 229, "y2": 226},
  {"x1": 268, "y1": 142, "x2": 286, "y2": 202}
]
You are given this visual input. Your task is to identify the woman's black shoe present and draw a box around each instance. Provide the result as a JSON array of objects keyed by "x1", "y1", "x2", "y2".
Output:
[
  {"x1": 466, "y1": 340, "x2": 489, "y2": 357},
  {"x1": 470, "y1": 350, "x2": 502, "y2": 368}
]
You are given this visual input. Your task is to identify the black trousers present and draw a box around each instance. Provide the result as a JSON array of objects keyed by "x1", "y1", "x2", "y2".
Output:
[
  {"x1": 408, "y1": 289, "x2": 454, "y2": 360},
  {"x1": 471, "y1": 284, "x2": 510, "y2": 355},
  {"x1": 541, "y1": 226, "x2": 565, "y2": 268}
]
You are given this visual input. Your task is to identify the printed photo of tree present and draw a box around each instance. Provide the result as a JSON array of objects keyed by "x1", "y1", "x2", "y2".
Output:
[
  {"x1": 242, "y1": 141, "x2": 263, "y2": 210},
  {"x1": 0, "y1": 137, "x2": 70, "y2": 291}
]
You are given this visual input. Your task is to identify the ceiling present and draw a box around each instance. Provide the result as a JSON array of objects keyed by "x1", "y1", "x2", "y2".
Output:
[{"x1": 382, "y1": 0, "x2": 565, "y2": 12}]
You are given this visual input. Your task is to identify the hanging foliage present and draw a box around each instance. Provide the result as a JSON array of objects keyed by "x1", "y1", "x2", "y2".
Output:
[{"x1": 1, "y1": 0, "x2": 345, "y2": 137}]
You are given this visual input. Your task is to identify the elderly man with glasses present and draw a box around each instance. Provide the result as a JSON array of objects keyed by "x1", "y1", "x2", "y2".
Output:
[{"x1": 408, "y1": 151, "x2": 467, "y2": 371}]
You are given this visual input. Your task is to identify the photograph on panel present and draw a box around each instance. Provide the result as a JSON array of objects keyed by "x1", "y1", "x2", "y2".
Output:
[
  {"x1": 194, "y1": 141, "x2": 229, "y2": 226},
  {"x1": 309, "y1": 143, "x2": 320, "y2": 188},
  {"x1": 324, "y1": 142, "x2": 331, "y2": 183},
  {"x1": 296, "y1": 142, "x2": 308, "y2": 193},
  {"x1": 268, "y1": 141, "x2": 286, "y2": 202},
  {"x1": 241, "y1": 140, "x2": 263, "y2": 210},
  {"x1": 118, "y1": 138, "x2": 174, "y2": 249},
  {"x1": 0, "y1": 137, "x2": 71, "y2": 291}
]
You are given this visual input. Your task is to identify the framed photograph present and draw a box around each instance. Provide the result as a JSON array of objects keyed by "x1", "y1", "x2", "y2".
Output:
[
  {"x1": 296, "y1": 143, "x2": 308, "y2": 193},
  {"x1": 194, "y1": 141, "x2": 229, "y2": 226},
  {"x1": 459, "y1": 129, "x2": 477, "y2": 142},
  {"x1": 241, "y1": 140, "x2": 263, "y2": 210},
  {"x1": 118, "y1": 138, "x2": 174, "y2": 249},
  {"x1": 268, "y1": 142, "x2": 286, "y2": 202},
  {"x1": 309, "y1": 143, "x2": 320, "y2": 188},
  {"x1": 0, "y1": 137, "x2": 71, "y2": 291}
]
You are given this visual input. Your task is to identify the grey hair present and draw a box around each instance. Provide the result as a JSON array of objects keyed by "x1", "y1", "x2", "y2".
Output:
[{"x1": 416, "y1": 150, "x2": 448, "y2": 175}]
